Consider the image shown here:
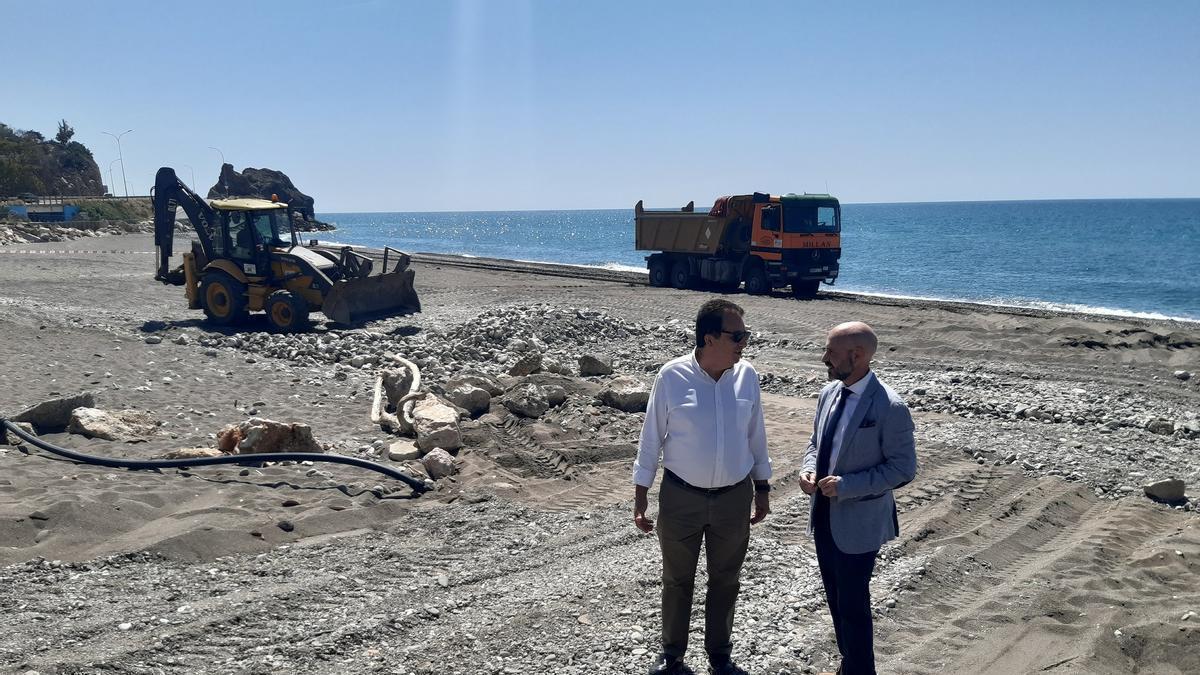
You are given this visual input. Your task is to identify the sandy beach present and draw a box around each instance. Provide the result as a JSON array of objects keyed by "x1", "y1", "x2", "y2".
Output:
[{"x1": 1, "y1": 233, "x2": 1198, "y2": 674}]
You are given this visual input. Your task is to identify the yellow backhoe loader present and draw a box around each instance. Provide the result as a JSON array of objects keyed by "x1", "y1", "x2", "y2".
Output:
[{"x1": 152, "y1": 167, "x2": 419, "y2": 331}]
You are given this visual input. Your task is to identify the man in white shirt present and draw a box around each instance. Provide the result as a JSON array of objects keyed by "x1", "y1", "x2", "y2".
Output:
[
  {"x1": 633, "y1": 299, "x2": 772, "y2": 675},
  {"x1": 800, "y1": 322, "x2": 917, "y2": 675}
]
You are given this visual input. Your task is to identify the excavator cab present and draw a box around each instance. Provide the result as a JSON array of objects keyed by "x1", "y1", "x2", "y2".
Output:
[{"x1": 153, "y1": 167, "x2": 420, "y2": 331}]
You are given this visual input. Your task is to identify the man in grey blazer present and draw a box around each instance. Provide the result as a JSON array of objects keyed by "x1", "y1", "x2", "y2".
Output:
[{"x1": 800, "y1": 322, "x2": 917, "y2": 675}]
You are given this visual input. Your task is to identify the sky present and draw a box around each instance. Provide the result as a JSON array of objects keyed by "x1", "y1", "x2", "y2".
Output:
[{"x1": 4, "y1": 0, "x2": 1199, "y2": 212}]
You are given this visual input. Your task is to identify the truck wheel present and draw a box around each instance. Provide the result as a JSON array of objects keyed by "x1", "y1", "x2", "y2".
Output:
[
  {"x1": 199, "y1": 271, "x2": 248, "y2": 325},
  {"x1": 648, "y1": 258, "x2": 670, "y2": 287},
  {"x1": 744, "y1": 268, "x2": 770, "y2": 295},
  {"x1": 791, "y1": 280, "x2": 820, "y2": 299},
  {"x1": 670, "y1": 260, "x2": 692, "y2": 289},
  {"x1": 266, "y1": 290, "x2": 311, "y2": 332}
]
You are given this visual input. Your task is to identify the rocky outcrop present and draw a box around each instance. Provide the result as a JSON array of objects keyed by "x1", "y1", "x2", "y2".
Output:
[{"x1": 208, "y1": 164, "x2": 320, "y2": 221}]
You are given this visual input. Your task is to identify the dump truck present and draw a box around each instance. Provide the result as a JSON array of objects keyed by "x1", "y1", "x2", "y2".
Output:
[
  {"x1": 152, "y1": 167, "x2": 419, "y2": 330},
  {"x1": 635, "y1": 192, "x2": 841, "y2": 297}
]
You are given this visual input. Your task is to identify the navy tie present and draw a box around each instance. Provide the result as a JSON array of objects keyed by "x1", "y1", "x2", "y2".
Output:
[{"x1": 816, "y1": 386, "x2": 851, "y2": 480}]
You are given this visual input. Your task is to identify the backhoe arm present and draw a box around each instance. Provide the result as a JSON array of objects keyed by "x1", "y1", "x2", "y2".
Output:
[{"x1": 153, "y1": 167, "x2": 219, "y2": 282}]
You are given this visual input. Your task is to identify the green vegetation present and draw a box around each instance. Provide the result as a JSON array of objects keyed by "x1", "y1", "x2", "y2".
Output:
[
  {"x1": 78, "y1": 198, "x2": 153, "y2": 222},
  {"x1": 0, "y1": 120, "x2": 104, "y2": 198}
]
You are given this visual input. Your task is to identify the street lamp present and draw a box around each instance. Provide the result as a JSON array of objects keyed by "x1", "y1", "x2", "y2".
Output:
[
  {"x1": 208, "y1": 146, "x2": 227, "y2": 194},
  {"x1": 179, "y1": 164, "x2": 196, "y2": 190},
  {"x1": 102, "y1": 129, "x2": 133, "y2": 197},
  {"x1": 108, "y1": 158, "x2": 122, "y2": 196}
]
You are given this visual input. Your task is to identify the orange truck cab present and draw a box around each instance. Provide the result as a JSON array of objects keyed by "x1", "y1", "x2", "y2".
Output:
[{"x1": 634, "y1": 192, "x2": 841, "y2": 297}]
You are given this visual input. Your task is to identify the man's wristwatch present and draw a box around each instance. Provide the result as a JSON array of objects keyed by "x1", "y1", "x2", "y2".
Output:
[{"x1": 754, "y1": 482, "x2": 771, "y2": 493}]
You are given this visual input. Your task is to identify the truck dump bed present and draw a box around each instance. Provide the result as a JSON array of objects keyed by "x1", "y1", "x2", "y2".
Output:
[{"x1": 634, "y1": 201, "x2": 734, "y2": 254}]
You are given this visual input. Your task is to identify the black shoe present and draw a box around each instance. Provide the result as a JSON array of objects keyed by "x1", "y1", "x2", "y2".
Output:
[
  {"x1": 707, "y1": 658, "x2": 748, "y2": 675},
  {"x1": 648, "y1": 653, "x2": 687, "y2": 674}
]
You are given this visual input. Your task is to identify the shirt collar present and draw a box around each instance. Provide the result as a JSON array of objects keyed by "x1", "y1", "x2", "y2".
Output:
[
  {"x1": 842, "y1": 371, "x2": 874, "y2": 397},
  {"x1": 691, "y1": 348, "x2": 736, "y2": 383}
]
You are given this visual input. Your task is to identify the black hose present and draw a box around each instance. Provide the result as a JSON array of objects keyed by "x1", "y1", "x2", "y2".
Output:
[{"x1": 1, "y1": 418, "x2": 428, "y2": 494}]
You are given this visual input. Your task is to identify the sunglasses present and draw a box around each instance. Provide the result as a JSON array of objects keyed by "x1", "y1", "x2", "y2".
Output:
[{"x1": 720, "y1": 330, "x2": 752, "y2": 343}]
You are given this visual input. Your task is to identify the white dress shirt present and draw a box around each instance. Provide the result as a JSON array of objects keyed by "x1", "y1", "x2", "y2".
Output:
[
  {"x1": 828, "y1": 371, "x2": 875, "y2": 473},
  {"x1": 634, "y1": 350, "x2": 772, "y2": 488}
]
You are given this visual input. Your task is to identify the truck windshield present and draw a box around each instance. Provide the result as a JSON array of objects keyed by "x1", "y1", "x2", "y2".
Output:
[
  {"x1": 783, "y1": 202, "x2": 840, "y2": 233},
  {"x1": 249, "y1": 210, "x2": 291, "y2": 247}
]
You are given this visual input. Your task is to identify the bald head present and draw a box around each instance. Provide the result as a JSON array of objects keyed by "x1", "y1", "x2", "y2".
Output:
[
  {"x1": 823, "y1": 321, "x2": 877, "y2": 384},
  {"x1": 828, "y1": 321, "x2": 878, "y2": 357}
]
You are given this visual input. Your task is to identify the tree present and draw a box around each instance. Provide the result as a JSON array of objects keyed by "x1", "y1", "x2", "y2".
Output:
[{"x1": 56, "y1": 119, "x2": 75, "y2": 144}]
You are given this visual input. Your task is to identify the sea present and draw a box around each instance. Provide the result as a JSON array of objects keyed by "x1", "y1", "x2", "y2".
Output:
[{"x1": 316, "y1": 199, "x2": 1200, "y2": 322}]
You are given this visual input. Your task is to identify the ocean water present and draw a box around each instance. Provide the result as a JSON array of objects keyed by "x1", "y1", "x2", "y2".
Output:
[{"x1": 317, "y1": 199, "x2": 1200, "y2": 322}]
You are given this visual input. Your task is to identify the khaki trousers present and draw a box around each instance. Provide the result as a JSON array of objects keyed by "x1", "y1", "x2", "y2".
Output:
[{"x1": 657, "y1": 473, "x2": 752, "y2": 659}]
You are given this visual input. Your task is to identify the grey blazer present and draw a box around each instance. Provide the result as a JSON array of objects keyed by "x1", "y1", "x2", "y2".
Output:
[{"x1": 804, "y1": 373, "x2": 917, "y2": 554}]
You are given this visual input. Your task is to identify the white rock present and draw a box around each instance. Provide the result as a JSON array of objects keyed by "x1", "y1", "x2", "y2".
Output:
[
  {"x1": 68, "y1": 408, "x2": 159, "y2": 442},
  {"x1": 412, "y1": 398, "x2": 463, "y2": 451},
  {"x1": 421, "y1": 447, "x2": 458, "y2": 480}
]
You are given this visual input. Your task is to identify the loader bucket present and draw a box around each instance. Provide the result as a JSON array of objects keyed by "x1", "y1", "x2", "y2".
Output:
[{"x1": 321, "y1": 268, "x2": 421, "y2": 325}]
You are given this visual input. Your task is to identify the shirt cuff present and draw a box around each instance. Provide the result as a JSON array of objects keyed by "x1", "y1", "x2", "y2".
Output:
[
  {"x1": 633, "y1": 464, "x2": 657, "y2": 488},
  {"x1": 750, "y1": 462, "x2": 772, "y2": 481}
]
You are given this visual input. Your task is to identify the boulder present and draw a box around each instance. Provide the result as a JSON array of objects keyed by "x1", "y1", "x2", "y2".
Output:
[
  {"x1": 508, "y1": 353, "x2": 543, "y2": 376},
  {"x1": 68, "y1": 408, "x2": 159, "y2": 442},
  {"x1": 542, "y1": 358, "x2": 574, "y2": 377},
  {"x1": 421, "y1": 447, "x2": 458, "y2": 480},
  {"x1": 1146, "y1": 418, "x2": 1176, "y2": 435},
  {"x1": 208, "y1": 163, "x2": 318, "y2": 220},
  {"x1": 412, "y1": 398, "x2": 463, "y2": 451},
  {"x1": 542, "y1": 384, "x2": 568, "y2": 408},
  {"x1": 447, "y1": 370, "x2": 504, "y2": 396},
  {"x1": 578, "y1": 354, "x2": 613, "y2": 376},
  {"x1": 502, "y1": 383, "x2": 550, "y2": 419},
  {"x1": 217, "y1": 418, "x2": 323, "y2": 454},
  {"x1": 1144, "y1": 478, "x2": 1186, "y2": 502},
  {"x1": 2, "y1": 421, "x2": 35, "y2": 445},
  {"x1": 381, "y1": 366, "x2": 416, "y2": 409},
  {"x1": 11, "y1": 392, "x2": 96, "y2": 432},
  {"x1": 598, "y1": 376, "x2": 651, "y2": 413},
  {"x1": 388, "y1": 439, "x2": 422, "y2": 461},
  {"x1": 444, "y1": 383, "x2": 491, "y2": 417}
]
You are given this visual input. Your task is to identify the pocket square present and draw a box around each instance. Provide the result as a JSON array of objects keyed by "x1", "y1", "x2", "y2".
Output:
[{"x1": 859, "y1": 419, "x2": 877, "y2": 428}]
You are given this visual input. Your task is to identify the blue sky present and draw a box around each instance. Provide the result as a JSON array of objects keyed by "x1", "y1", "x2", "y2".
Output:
[{"x1": 5, "y1": 1, "x2": 1198, "y2": 211}]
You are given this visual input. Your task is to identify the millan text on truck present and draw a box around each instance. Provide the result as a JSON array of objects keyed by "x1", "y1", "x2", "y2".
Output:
[{"x1": 634, "y1": 192, "x2": 841, "y2": 298}]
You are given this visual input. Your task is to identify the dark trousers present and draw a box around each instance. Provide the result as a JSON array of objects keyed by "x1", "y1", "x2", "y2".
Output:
[
  {"x1": 657, "y1": 473, "x2": 752, "y2": 660},
  {"x1": 814, "y1": 496, "x2": 878, "y2": 675}
]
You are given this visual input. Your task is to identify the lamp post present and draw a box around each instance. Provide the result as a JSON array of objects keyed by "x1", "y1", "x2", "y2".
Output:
[
  {"x1": 102, "y1": 129, "x2": 133, "y2": 197},
  {"x1": 179, "y1": 164, "x2": 196, "y2": 190},
  {"x1": 108, "y1": 158, "x2": 122, "y2": 196},
  {"x1": 208, "y1": 147, "x2": 227, "y2": 194}
]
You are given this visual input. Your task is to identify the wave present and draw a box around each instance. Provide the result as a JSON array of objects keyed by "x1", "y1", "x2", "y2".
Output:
[{"x1": 836, "y1": 288, "x2": 1200, "y2": 323}]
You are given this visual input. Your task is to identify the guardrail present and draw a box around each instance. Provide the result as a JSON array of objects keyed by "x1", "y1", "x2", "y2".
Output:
[{"x1": 0, "y1": 195, "x2": 151, "y2": 206}]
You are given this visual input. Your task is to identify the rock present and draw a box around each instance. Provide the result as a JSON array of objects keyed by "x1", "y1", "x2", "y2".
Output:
[
  {"x1": 216, "y1": 418, "x2": 323, "y2": 454},
  {"x1": 156, "y1": 447, "x2": 224, "y2": 460},
  {"x1": 542, "y1": 358, "x2": 574, "y2": 376},
  {"x1": 421, "y1": 447, "x2": 458, "y2": 480},
  {"x1": 444, "y1": 384, "x2": 491, "y2": 417},
  {"x1": 381, "y1": 366, "x2": 416, "y2": 409},
  {"x1": 277, "y1": 520, "x2": 295, "y2": 532},
  {"x1": 388, "y1": 439, "x2": 421, "y2": 462},
  {"x1": 3, "y1": 421, "x2": 35, "y2": 445},
  {"x1": 447, "y1": 370, "x2": 504, "y2": 396},
  {"x1": 579, "y1": 354, "x2": 613, "y2": 376},
  {"x1": 144, "y1": 335, "x2": 162, "y2": 344},
  {"x1": 1174, "y1": 370, "x2": 1192, "y2": 381},
  {"x1": 542, "y1": 384, "x2": 568, "y2": 408},
  {"x1": 208, "y1": 163, "x2": 320, "y2": 221},
  {"x1": 68, "y1": 408, "x2": 159, "y2": 441},
  {"x1": 508, "y1": 353, "x2": 543, "y2": 376},
  {"x1": 598, "y1": 376, "x2": 651, "y2": 413},
  {"x1": 1144, "y1": 478, "x2": 1186, "y2": 502},
  {"x1": 1146, "y1": 418, "x2": 1176, "y2": 435},
  {"x1": 411, "y1": 398, "x2": 463, "y2": 451},
  {"x1": 11, "y1": 392, "x2": 96, "y2": 433},
  {"x1": 502, "y1": 383, "x2": 550, "y2": 419}
]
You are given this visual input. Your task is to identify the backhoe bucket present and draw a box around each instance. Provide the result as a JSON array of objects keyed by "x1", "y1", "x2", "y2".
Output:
[{"x1": 322, "y1": 268, "x2": 421, "y2": 325}]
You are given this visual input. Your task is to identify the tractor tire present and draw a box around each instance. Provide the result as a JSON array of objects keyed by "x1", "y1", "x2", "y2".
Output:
[
  {"x1": 648, "y1": 258, "x2": 670, "y2": 287},
  {"x1": 265, "y1": 290, "x2": 310, "y2": 332},
  {"x1": 670, "y1": 260, "x2": 692, "y2": 289},
  {"x1": 744, "y1": 267, "x2": 770, "y2": 295},
  {"x1": 791, "y1": 280, "x2": 821, "y2": 299},
  {"x1": 199, "y1": 271, "x2": 248, "y2": 325}
]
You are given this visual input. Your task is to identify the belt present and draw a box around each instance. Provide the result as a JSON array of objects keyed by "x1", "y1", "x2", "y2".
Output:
[{"x1": 664, "y1": 468, "x2": 746, "y2": 496}]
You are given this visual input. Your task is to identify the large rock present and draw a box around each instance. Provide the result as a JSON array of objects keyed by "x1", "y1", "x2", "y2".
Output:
[
  {"x1": 68, "y1": 408, "x2": 159, "y2": 442},
  {"x1": 157, "y1": 447, "x2": 224, "y2": 460},
  {"x1": 412, "y1": 398, "x2": 463, "y2": 452},
  {"x1": 447, "y1": 370, "x2": 504, "y2": 396},
  {"x1": 421, "y1": 447, "x2": 458, "y2": 480},
  {"x1": 2, "y1": 421, "x2": 35, "y2": 445},
  {"x1": 578, "y1": 354, "x2": 613, "y2": 376},
  {"x1": 11, "y1": 392, "x2": 96, "y2": 433},
  {"x1": 216, "y1": 418, "x2": 323, "y2": 454},
  {"x1": 388, "y1": 439, "x2": 421, "y2": 461},
  {"x1": 1144, "y1": 478, "x2": 1186, "y2": 502},
  {"x1": 502, "y1": 384, "x2": 550, "y2": 419},
  {"x1": 1145, "y1": 418, "x2": 1176, "y2": 435},
  {"x1": 598, "y1": 376, "x2": 651, "y2": 413},
  {"x1": 381, "y1": 366, "x2": 416, "y2": 409},
  {"x1": 208, "y1": 163, "x2": 318, "y2": 220},
  {"x1": 444, "y1": 383, "x2": 491, "y2": 417},
  {"x1": 508, "y1": 353, "x2": 543, "y2": 376}
]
